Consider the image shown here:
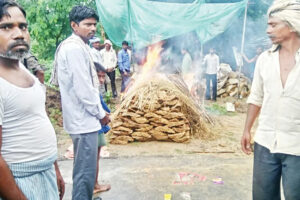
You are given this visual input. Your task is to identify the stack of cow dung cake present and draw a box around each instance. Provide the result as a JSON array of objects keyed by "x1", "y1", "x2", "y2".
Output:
[{"x1": 109, "y1": 74, "x2": 213, "y2": 144}]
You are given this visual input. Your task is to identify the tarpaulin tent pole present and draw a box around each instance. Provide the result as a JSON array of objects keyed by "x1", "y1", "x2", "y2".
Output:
[
  {"x1": 240, "y1": 0, "x2": 248, "y2": 56},
  {"x1": 201, "y1": 43, "x2": 204, "y2": 59},
  {"x1": 127, "y1": 0, "x2": 135, "y2": 71},
  {"x1": 237, "y1": 0, "x2": 248, "y2": 99}
]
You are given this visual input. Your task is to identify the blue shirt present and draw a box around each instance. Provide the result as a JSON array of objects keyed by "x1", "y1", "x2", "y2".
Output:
[
  {"x1": 118, "y1": 49, "x2": 131, "y2": 73},
  {"x1": 98, "y1": 95, "x2": 110, "y2": 134}
]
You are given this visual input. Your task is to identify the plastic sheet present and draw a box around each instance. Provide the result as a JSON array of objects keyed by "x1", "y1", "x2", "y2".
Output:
[{"x1": 96, "y1": 0, "x2": 247, "y2": 48}]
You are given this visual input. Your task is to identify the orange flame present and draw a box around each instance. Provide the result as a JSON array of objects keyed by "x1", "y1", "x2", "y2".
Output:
[
  {"x1": 120, "y1": 42, "x2": 163, "y2": 99},
  {"x1": 140, "y1": 41, "x2": 163, "y2": 75}
]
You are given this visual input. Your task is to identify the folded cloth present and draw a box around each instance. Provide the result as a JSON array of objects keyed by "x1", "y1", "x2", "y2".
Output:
[
  {"x1": 4, "y1": 154, "x2": 59, "y2": 200},
  {"x1": 98, "y1": 125, "x2": 110, "y2": 134}
]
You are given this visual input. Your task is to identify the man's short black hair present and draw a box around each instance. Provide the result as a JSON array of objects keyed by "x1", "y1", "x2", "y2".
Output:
[
  {"x1": 94, "y1": 62, "x2": 106, "y2": 73},
  {"x1": 69, "y1": 5, "x2": 99, "y2": 24},
  {"x1": 122, "y1": 41, "x2": 129, "y2": 46},
  {"x1": 0, "y1": 0, "x2": 26, "y2": 20}
]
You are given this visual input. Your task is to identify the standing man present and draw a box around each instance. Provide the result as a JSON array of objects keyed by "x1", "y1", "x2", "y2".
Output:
[
  {"x1": 90, "y1": 37, "x2": 106, "y2": 96},
  {"x1": 0, "y1": 1, "x2": 64, "y2": 199},
  {"x1": 54, "y1": 5, "x2": 110, "y2": 200},
  {"x1": 89, "y1": 37, "x2": 103, "y2": 64},
  {"x1": 181, "y1": 46, "x2": 193, "y2": 75},
  {"x1": 118, "y1": 40, "x2": 131, "y2": 93},
  {"x1": 100, "y1": 39, "x2": 118, "y2": 98},
  {"x1": 242, "y1": 47, "x2": 263, "y2": 80},
  {"x1": 241, "y1": 1, "x2": 300, "y2": 199},
  {"x1": 203, "y1": 48, "x2": 219, "y2": 101}
]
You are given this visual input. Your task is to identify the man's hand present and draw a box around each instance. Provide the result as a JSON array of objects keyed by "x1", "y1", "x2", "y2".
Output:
[
  {"x1": 100, "y1": 114, "x2": 111, "y2": 126},
  {"x1": 35, "y1": 70, "x2": 45, "y2": 84},
  {"x1": 124, "y1": 71, "x2": 128, "y2": 76},
  {"x1": 241, "y1": 131, "x2": 253, "y2": 155},
  {"x1": 54, "y1": 162, "x2": 65, "y2": 200}
]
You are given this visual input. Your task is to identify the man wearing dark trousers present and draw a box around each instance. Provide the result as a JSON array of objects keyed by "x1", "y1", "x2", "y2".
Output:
[
  {"x1": 241, "y1": 1, "x2": 300, "y2": 199},
  {"x1": 203, "y1": 48, "x2": 219, "y2": 101},
  {"x1": 54, "y1": 5, "x2": 110, "y2": 200}
]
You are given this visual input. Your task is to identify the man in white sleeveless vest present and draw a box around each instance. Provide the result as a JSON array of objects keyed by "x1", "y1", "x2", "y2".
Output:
[
  {"x1": 0, "y1": 1, "x2": 64, "y2": 199},
  {"x1": 54, "y1": 5, "x2": 110, "y2": 200}
]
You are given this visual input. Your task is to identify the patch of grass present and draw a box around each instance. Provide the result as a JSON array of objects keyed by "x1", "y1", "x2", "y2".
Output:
[
  {"x1": 175, "y1": 149, "x2": 183, "y2": 154},
  {"x1": 48, "y1": 107, "x2": 62, "y2": 126},
  {"x1": 140, "y1": 151, "x2": 149, "y2": 155},
  {"x1": 205, "y1": 103, "x2": 227, "y2": 115},
  {"x1": 205, "y1": 103, "x2": 237, "y2": 116},
  {"x1": 131, "y1": 141, "x2": 141, "y2": 145}
]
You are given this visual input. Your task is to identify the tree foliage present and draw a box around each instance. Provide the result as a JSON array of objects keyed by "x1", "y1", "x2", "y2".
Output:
[
  {"x1": 17, "y1": 0, "x2": 96, "y2": 60},
  {"x1": 16, "y1": 0, "x2": 271, "y2": 62}
]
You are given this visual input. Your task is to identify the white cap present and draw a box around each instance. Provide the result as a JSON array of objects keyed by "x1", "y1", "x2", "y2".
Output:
[
  {"x1": 104, "y1": 39, "x2": 112, "y2": 46},
  {"x1": 89, "y1": 37, "x2": 100, "y2": 44}
]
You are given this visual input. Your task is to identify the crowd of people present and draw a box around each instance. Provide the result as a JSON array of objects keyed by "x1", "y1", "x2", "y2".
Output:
[{"x1": 1, "y1": 0, "x2": 300, "y2": 200}]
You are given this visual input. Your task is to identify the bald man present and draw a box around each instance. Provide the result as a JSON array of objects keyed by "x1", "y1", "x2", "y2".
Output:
[{"x1": 241, "y1": 1, "x2": 300, "y2": 199}]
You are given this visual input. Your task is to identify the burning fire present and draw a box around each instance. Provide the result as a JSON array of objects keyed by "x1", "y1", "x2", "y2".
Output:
[
  {"x1": 140, "y1": 41, "x2": 163, "y2": 75},
  {"x1": 121, "y1": 42, "x2": 164, "y2": 97},
  {"x1": 121, "y1": 41, "x2": 202, "y2": 101}
]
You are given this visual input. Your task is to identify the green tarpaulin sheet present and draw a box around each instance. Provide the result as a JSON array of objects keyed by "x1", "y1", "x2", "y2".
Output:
[{"x1": 96, "y1": 0, "x2": 247, "y2": 48}]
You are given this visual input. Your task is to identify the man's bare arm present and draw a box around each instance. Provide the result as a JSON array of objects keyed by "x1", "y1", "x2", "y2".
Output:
[
  {"x1": 54, "y1": 161, "x2": 65, "y2": 200},
  {"x1": 241, "y1": 104, "x2": 261, "y2": 155},
  {"x1": 0, "y1": 126, "x2": 27, "y2": 200}
]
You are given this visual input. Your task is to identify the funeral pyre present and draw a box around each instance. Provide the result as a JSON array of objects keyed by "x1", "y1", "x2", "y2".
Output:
[
  {"x1": 109, "y1": 74, "x2": 212, "y2": 144},
  {"x1": 109, "y1": 43, "x2": 213, "y2": 144},
  {"x1": 217, "y1": 64, "x2": 251, "y2": 98}
]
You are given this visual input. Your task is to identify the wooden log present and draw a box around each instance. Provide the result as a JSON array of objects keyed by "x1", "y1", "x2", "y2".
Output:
[{"x1": 228, "y1": 78, "x2": 239, "y2": 85}]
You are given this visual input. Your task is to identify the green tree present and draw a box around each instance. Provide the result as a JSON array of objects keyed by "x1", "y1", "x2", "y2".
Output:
[{"x1": 17, "y1": 0, "x2": 97, "y2": 60}]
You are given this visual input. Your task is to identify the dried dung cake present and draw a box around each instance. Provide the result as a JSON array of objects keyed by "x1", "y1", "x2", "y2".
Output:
[{"x1": 109, "y1": 74, "x2": 213, "y2": 145}]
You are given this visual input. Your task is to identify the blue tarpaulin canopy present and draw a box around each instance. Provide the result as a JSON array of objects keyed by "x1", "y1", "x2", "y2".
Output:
[{"x1": 96, "y1": 0, "x2": 247, "y2": 48}]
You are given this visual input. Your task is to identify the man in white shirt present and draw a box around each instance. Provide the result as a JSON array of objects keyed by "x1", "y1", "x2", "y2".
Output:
[
  {"x1": 203, "y1": 48, "x2": 219, "y2": 101},
  {"x1": 181, "y1": 47, "x2": 193, "y2": 75},
  {"x1": 241, "y1": 1, "x2": 300, "y2": 199},
  {"x1": 90, "y1": 37, "x2": 103, "y2": 64},
  {"x1": 100, "y1": 40, "x2": 118, "y2": 98},
  {"x1": 90, "y1": 37, "x2": 106, "y2": 96},
  {"x1": 54, "y1": 5, "x2": 110, "y2": 200},
  {"x1": 0, "y1": 1, "x2": 64, "y2": 199}
]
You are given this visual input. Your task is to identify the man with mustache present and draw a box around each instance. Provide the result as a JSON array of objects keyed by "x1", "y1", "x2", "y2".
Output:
[
  {"x1": 241, "y1": 1, "x2": 300, "y2": 199},
  {"x1": 53, "y1": 5, "x2": 110, "y2": 200},
  {"x1": 0, "y1": 0, "x2": 64, "y2": 199}
]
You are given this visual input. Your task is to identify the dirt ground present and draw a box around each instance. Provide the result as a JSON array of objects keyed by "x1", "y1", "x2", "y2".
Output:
[
  {"x1": 52, "y1": 92, "x2": 251, "y2": 160},
  {"x1": 50, "y1": 78, "x2": 252, "y2": 158},
  {"x1": 50, "y1": 77, "x2": 256, "y2": 199}
]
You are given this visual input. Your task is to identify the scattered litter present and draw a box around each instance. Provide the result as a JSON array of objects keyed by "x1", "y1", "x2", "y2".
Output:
[
  {"x1": 164, "y1": 193, "x2": 172, "y2": 200},
  {"x1": 226, "y1": 102, "x2": 235, "y2": 112},
  {"x1": 64, "y1": 144, "x2": 74, "y2": 159},
  {"x1": 173, "y1": 172, "x2": 206, "y2": 185},
  {"x1": 180, "y1": 192, "x2": 191, "y2": 200},
  {"x1": 212, "y1": 177, "x2": 224, "y2": 185},
  {"x1": 100, "y1": 146, "x2": 110, "y2": 158},
  {"x1": 64, "y1": 145, "x2": 110, "y2": 159}
]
